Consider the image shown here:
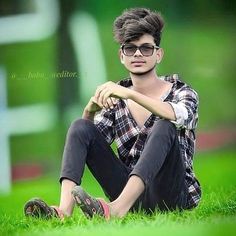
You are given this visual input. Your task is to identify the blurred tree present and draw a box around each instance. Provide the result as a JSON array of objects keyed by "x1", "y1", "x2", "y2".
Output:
[
  {"x1": 57, "y1": 0, "x2": 78, "y2": 116},
  {"x1": 72, "y1": 0, "x2": 236, "y2": 22},
  {"x1": 0, "y1": 0, "x2": 34, "y2": 15}
]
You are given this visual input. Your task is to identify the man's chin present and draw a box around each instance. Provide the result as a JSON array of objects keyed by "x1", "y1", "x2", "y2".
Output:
[
  {"x1": 129, "y1": 66, "x2": 156, "y2": 76},
  {"x1": 130, "y1": 71, "x2": 147, "y2": 76}
]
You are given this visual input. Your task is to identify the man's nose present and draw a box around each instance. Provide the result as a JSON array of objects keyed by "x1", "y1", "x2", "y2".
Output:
[{"x1": 133, "y1": 48, "x2": 142, "y2": 57}]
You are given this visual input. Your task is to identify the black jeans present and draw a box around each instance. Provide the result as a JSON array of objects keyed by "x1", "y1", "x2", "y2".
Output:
[{"x1": 60, "y1": 119, "x2": 188, "y2": 212}]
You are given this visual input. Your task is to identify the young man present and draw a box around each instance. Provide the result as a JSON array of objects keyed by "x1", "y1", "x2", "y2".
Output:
[{"x1": 24, "y1": 8, "x2": 201, "y2": 220}]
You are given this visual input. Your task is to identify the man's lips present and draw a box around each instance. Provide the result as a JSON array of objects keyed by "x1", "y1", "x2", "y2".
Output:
[{"x1": 131, "y1": 60, "x2": 146, "y2": 64}]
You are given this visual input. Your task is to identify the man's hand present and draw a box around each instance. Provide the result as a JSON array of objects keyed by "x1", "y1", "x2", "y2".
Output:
[
  {"x1": 95, "y1": 81, "x2": 130, "y2": 108},
  {"x1": 82, "y1": 81, "x2": 127, "y2": 120},
  {"x1": 84, "y1": 96, "x2": 102, "y2": 113},
  {"x1": 82, "y1": 96, "x2": 104, "y2": 120},
  {"x1": 84, "y1": 95, "x2": 117, "y2": 113}
]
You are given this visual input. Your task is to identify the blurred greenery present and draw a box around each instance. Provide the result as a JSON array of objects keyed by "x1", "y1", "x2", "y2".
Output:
[
  {"x1": 3, "y1": 36, "x2": 57, "y2": 106},
  {"x1": 0, "y1": 1, "x2": 235, "y2": 175}
]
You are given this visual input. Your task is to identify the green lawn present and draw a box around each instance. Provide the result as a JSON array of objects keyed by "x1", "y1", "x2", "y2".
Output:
[{"x1": 0, "y1": 148, "x2": 236, "y2": 236}]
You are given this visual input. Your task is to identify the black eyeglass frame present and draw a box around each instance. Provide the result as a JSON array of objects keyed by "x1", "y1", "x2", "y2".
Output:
[{"x1": 120, "y1": 43, "x2": 160, "y2": 57}]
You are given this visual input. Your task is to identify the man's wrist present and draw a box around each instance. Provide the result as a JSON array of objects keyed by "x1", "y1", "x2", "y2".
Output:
[
  {"x1": 127, "y1": 89, "x2": 136, "y2": 100},
  {"x1": 82, "y1": 109, "x2": 95, "y2": 120},
  {"x1": 125, "y1": 88, "x2": 134, "y2": 99}
]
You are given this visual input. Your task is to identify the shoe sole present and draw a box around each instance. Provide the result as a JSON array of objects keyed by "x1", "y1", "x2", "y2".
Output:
[
  {"x1": 24, "y1": 198, "x2": 53, "y2": 218},
  {"x1": 71, "y1": 186, "x2": 102, "y2": 218}
]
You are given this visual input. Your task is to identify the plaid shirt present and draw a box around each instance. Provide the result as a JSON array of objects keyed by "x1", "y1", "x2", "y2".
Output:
[{"x1": 94, "y1": 74, "x2": 201, "y2": 209}]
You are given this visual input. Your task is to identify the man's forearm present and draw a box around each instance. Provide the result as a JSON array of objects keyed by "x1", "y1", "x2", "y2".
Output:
[
  {"x1": 128, "y1": 89, "x2": 176, "y2": 121},
  {"x1": 82, "y1": 109, "x2": 96, "y2": 121}
]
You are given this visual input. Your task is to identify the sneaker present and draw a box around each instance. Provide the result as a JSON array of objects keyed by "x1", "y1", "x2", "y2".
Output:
[
  {"x1": 24, "y1": 198, "x2": 64, "y2": 220},
  {"x1": 71, "y1": 186, "x2": 110, "y2": 220}
]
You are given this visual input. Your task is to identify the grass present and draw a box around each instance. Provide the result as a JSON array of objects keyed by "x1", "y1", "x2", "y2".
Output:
[{"x1": 0, "y1": 148, "x2": 236, "y2": 236}]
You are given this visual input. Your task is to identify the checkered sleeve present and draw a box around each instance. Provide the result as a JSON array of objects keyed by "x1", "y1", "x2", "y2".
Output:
[
  {"x1": 93, "y1": 108, "x2": 115, "y2": 145},
  {"x1": 169, "y1": 87, "x2": 199, "y2": 130}
]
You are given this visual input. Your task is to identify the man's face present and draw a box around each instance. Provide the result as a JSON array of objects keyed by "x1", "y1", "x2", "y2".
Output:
[{"x1": 119, "y1": 34, "x2": 163, "y2": 75}]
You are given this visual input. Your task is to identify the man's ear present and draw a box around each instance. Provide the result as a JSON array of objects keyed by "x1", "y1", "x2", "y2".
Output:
[
  {"x1": 119, "y1": 49, "x2": 125, "y2": 64},
  {"x1": 156, "y1": 48, "x2": 164, "y2": 64}
]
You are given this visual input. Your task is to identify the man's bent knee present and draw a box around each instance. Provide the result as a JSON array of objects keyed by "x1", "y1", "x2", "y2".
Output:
[
  {"x1": 68, "y1": 118, "x2": 96, "y2": 138},
  {"x1": 151, "y1": 119, "x2": 176, "y2": 136}
]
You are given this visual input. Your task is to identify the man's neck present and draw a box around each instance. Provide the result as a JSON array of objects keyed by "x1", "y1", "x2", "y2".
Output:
[{"x1": 129, "y1": 69, "x2": 165, "y2": 96}]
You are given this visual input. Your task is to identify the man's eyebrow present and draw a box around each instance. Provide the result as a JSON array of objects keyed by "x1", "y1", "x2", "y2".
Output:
[
  {"x1": 126, "y1": 43, "x2": 154, "y2": 46},
  {"x1": 141, "y1": 43, "x2": 154, "y2": 46},
  {"x1": 124, "y1": 43, "x2": 136, "y2": 46}
]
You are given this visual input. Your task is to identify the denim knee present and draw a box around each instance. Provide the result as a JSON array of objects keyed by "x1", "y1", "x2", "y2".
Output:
[
  {"x1": 150, "y1": 119, "x2": 177, "y2": 138},
  {"x1": 68, "y1": 118, "x2": 96, "y2": 139}
]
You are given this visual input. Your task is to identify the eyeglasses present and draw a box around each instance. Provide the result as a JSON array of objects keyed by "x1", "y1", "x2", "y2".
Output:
[{"x1": 121, "y1": 43, "x2": 159, "y2": 57}]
